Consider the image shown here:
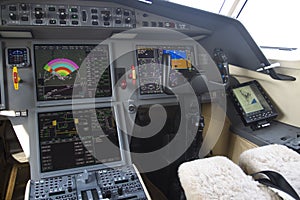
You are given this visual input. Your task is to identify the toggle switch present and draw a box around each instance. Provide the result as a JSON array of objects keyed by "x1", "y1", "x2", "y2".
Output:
[
  {"x1": 12, "y1": 66, "x2": 21, "y2": 90},
  {"x1": 131, "y1": 65, "x2": 136, "y2": 85}
]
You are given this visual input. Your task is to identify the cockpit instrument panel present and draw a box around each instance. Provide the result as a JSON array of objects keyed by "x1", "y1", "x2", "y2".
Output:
[{"x1": 34, "y1": 44, "x2": 112, "y2": 102}]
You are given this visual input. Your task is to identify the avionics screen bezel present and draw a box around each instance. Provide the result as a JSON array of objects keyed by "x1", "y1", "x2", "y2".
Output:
[
  {"x1": 230, "y1": 80, "x2": 278, "y2": 126},
  {"x1": 31, "y1": 104, "x2": 127, "y2": 179},
  {"x1": 0, "y1": 42, "x2": 5, "y2": 110},
  {"x1": 33, "y1": 43, "x2": 114, "y2": 107},
  {"x1": 0, "y1": 79, "x2": 5, "y2": 110}
]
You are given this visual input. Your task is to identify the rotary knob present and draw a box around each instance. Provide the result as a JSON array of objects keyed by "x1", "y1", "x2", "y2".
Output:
[
  {"x1": 116, "y1": 8, "x2": 122, "y2": 15},
  {"x1": 35, "y1": 10, "x2": 44, "y2": 19},
  {"x1": 9, "y1": 12, "x2": 17, "y2": 20},
  {"x1": 20, "y1": 3, "x2": 27, "y2": 11},
  {"x1": 102, "y1": 13, "x2": 110, "y2": 21},
  {"x1": 125, "y1": 17, "x2": 131, "y2": 24},
  {"x1": 128, "y1": 104, "x2": 136, "y2": 114},
  {"x1": 59, "y1": 11, "x2": 67, "y2": 19}
]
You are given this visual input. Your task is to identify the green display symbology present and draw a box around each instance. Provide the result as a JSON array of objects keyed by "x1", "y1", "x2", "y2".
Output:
[{"x1": 233, "y1": 85, "x2": 263, "y2": 114}]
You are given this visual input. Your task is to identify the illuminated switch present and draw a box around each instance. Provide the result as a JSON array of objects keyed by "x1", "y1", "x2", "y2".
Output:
[
  {"x1": 21, "y1": 110, "x2": 28, "y2": 117},
  {"x1": 151, "y1": 21, "x2": 157, "y2": 27},
  {"x1": 49, "y1": 19, "x2": 57, "y2": 24},
  {"x1": 131, "y1": 65, "x2": 136, "y2": 80},
  {"x1": 9, "y1": 6, "x2": 17, "y2": 11},
  {"x1": 21, "y1": 16, "x2": 29, "y2": 21},
  {"x1": 70, "y1": 7, "x2": 78, "y2": 12},
  {"x1": 165, "y1": 22, "x2": 175, "y2": 28},
  {"x1": 142, "y1": 21, "x2": 149, "y2": 27},
  {"x1": 115, "y1": 19, "x2": 122, "y2": 24},
  {"x1": 48, "y1": 7, "x2": 55, "y2": 12},
  {"x1": 15, "y1": 111, "x2": 21, "y2": 117}
]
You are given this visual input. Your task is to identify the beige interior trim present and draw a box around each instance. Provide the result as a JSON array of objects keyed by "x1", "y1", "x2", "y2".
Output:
[
  {"x1": 228, "y1": 133, "x2": 258, "y2": 164},
  {"x1": 5, "y1": 165, "x2": 18, "y2": 200},
  {"x1": 202, "y1": 103, "x2": 231, "y2": 156}
]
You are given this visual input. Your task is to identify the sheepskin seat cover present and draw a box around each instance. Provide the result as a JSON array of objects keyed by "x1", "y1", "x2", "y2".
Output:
[
  {"x1": 178, "y1": 156, "x2": 279, "y2": 200},
  {"x1": 239, "y1": 144, "x2": 300, "y2": 197}
]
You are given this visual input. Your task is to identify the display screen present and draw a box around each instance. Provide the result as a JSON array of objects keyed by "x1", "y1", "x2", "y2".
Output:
[
  {"x1": 232, "y1": 85, "x2": 265, "y2": 114},
  {"x1": 137, "y1": 48, "x2": 155, "y2": 59},
  {"x1": 7, "y1": 48, "x2": 30, "y2": 66},
  {"x1": 163, "y1": 49, "x2": 191, "y2": 69},
  {"x1": 231, "y1": 80, "x2": 278, "y2": 126},
  {"x1": 38, "y1": 107, "x2": 121, "y2": 172},
  {"x1": 34, "y1": 44, "x2": 112, "y2": 101},
  {"x1": 136, "y1": 45, "x2": 195, "y2": 95}
]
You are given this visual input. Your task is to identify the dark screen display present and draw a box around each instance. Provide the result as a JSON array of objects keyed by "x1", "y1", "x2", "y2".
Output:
[
  {"x1": 34, "y1": 44, "x2": 112, "y2": 101},
  {"x1": 38, "y1": 107, "x2": 121, "y2": 172}
]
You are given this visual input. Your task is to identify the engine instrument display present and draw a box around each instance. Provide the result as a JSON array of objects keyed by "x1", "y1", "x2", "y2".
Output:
[{"x1": 34, "y1": 44, "x2": 112, "y2": 101}]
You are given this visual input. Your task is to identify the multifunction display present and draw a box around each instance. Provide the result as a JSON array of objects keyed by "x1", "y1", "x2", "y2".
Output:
[
  {"x1": 38, "y1": 107, "x2": 121, "y2": 172},
  {"x1": 231, "y1": 80, "x2": 278, "y2": 127},
  {"x1": 34, "y1": 44, "x2": 112, "y2": 101}
]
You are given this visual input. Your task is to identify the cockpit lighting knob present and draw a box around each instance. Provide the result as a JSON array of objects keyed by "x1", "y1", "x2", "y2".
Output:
[
  {"x1": 103, "y1": 13, "x2": 110, "y2": 21},
  {"x1": 125, "y1": 17, "x2": 131, "y2": 24},
  {"x1": 9, "y1": 12, "x2": 17, "y2": 20},
  {"x1": 128, "y1": 104, "x2": 136, "y2": 114},
  {"x1": 35, "y1": 10, "x2": 44, "y2": 19},
  {"x1": 20, "y1": 3, "x2": 27, "y2": 11},
  {"x1": 59, "y1": 11, "x2": 67, "y2": 19},
  {"x1": 116, "y1": 8, "x2": 122, "y2": 15}
]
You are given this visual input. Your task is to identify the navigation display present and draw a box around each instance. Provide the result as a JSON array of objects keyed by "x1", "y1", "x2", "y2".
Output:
[
  {"x1": 232, "y1": 85, "x2": 264, "y2": 114},
  {"x1": 38, "y1": 107, "x2": 121, "y2": 173},
  {"x1": 34, "y1": 44, "x2": 112, "y2": 101},
  {"x1": 231, "y1": 80, "x2": 278, "y2": 126}
]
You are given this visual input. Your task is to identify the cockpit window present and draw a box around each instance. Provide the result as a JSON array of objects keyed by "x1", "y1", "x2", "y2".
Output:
[
  {"x1": 167, "y1": 0, "x2": 300, "y2": 57},
  {"x1": 237, "y1": 0, "x2": 300, "y2": 51},
  {"x1": 166, "y1": 0, "x2": 237, "y2": 15}
]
